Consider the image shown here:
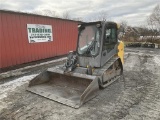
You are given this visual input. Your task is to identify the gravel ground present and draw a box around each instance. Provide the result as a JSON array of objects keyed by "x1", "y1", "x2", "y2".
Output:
[{"x1": 0, "y1": 48, "x2": 160, "y2": 120}]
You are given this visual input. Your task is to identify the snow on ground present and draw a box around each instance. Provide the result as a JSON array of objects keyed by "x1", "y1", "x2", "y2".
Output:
[
  {"x1": 0, "y1": 57, "x2": 66, "y2": 80},
  {"x1": 0, "y1": 74, "x2": 37, "y2": 111},
  {"x1": 154, "y1": 56, "x2": 160, "y2": 66},
  {"x1": 124, "y1": 53, "x2": 141, "y2": 71},
  {"x1": 1, "y1": 48, "x2": 160, "y2": 120},
  {"x1": 0, "y1": 74, "x2": 37, "y2": 100}
]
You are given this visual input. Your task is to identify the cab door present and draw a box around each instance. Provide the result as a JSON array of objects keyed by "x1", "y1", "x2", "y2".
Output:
[{"x1": 101, "y1": 23, "x2": 118, "y2": 66}]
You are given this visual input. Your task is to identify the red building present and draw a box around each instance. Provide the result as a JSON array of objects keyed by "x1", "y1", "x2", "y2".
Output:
[{"x1": 0, "y1": 10, "x2": 80, "y2": 69}]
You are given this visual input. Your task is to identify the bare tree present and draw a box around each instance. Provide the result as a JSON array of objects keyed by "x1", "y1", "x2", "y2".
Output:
[
  {"x1": 147, "y1": 4, "x2": 160, "y2": 42},
  {"x1": 62, "y1": 11, "x2": 70, "y2": 19},
  {"x1": 150, "y1": 4, "x2": 160, "y2": 29},
  {"x1": 118, "y1": 20, "x2": 128, "y2": 41},
  {"x1": 42, "y1": 9, "x2": 58, "y2": 17},
  {"x1": 97, "y1": 11, "x2": 108, "y2": 21},
  {"x1": 32, "y1": 9, "x2": 82, "y2": 21},
  {"x1": 148, "y1": 4, "x2": 160, "y2": 31},
  {"x1": 72, "y1": 17, "x2": 83, "y2": 21},
  {"x1": 139, "y1": 25, "x2": 149, "y2": 41},
  {"x1": 32, "y1": 9, "x2": 59, "y2": 17},
  {"x1": 87, "y1": 11, "x2": 108, "y2": 22},
  {"x1": 32, "y1": 10, "x2": 43, "y2": 15},
  {"x1": 119, "y1": 20, "x2": 128, "y2": 33}
]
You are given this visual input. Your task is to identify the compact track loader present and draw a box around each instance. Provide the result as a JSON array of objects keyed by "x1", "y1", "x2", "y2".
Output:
[{"x1": 27, "y1": 21, "x2": 124, "y2": 108}]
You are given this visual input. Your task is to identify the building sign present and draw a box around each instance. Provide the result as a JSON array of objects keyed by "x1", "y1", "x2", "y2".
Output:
[{"x1": 27, "y1": 24, "x2": 53, "y2": 43}]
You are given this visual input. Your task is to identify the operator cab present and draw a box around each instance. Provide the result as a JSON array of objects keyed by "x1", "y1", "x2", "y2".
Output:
[{"x1": 77, "y1": 21, "x2": 118, "y2": 68}]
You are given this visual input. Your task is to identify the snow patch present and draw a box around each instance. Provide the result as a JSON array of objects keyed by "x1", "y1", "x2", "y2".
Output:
[
  {"x1": 154, "y1": 56, "x2": 160, "y2": 66},
  {"x1": 124, "y1": 54, "x2": 140, "y2": 71},
  {"x1": 0, "y1": 74, "x2": 37, "y2": 111},
  {"x1": 0, "y1": 57, "x2": 66, "y2": 79},
  {"x1": 0, "y1": 74, "x2": 37, "y2": 100}
]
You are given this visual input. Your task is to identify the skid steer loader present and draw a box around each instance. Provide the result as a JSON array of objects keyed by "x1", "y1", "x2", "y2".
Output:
[{"x1": 27, "y1": 21, "x2": 124, "y2": 108}]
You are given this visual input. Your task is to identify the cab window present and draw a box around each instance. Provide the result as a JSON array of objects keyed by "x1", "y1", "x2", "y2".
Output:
[
  {"x1": 103, "y1": 27, "x2": 117, "y2": 51},
  {"x1": 104, "y1": 28, "x2": 117, "y2": 44}
]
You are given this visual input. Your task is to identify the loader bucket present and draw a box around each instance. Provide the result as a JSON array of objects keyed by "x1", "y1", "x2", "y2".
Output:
[{"x1": 27, "y1": 68, "x2": 99, "y2": 108}]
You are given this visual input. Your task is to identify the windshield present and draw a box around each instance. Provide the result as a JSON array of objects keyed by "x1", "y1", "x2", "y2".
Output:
[{"x1": 78, "y1": 25, "x2": 101, "y2": 56}]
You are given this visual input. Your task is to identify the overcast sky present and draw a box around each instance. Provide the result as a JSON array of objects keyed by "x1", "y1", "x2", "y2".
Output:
[{"x1": 0, "y1": 0, "x2": 159, "y2": 26}]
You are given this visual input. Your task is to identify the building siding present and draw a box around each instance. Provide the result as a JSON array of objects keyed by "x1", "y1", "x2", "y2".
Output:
[{"x1": 0, "y1": 10, "x2": 79, "y2": 69}]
